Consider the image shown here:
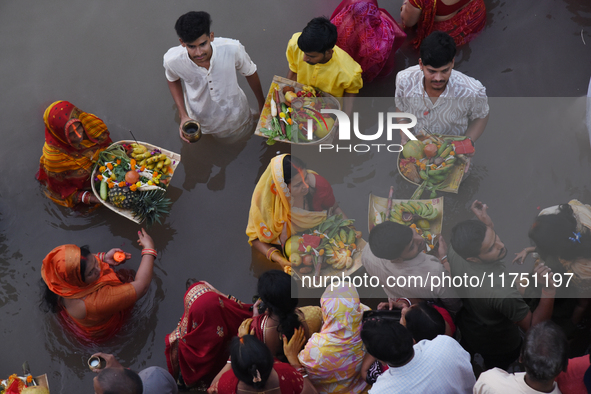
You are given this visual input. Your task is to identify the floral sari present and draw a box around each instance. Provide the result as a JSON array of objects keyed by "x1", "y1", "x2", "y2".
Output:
[
  {"x1": 41, "y1": 245, "x2": 136, "y2": 342},
  {"x1": 36, "y1": 100, "x2": 112, "y2": 208},
  {"x1": 408, "y1": 0, "x2": 486, "y2": 48},
  {"x1": 165, "y1": 282, "x2": 253, "y2": 388},
  {"x1": 298, "y1": 285, "x2": 369, "y2": 394},
  {"x1": 331, "y1": 0, "x2": 406, "y2": 82},
  {"x1": 246, "y1": 154, "x2": 327, "y2": 247}
]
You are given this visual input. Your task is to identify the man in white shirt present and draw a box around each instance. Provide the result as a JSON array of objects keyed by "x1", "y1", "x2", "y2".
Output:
[
  {"x1": 362, "y1": 221, "x2": 461, "y2": 314},
  {"x1": 361, "y1": 318, "x2": 475, "y2": 394},
  {"x1": 395, "y1": 31, "x2": 489, "y2": 172},
  {"x1": 164, "y1": 11, "x2": 265, "y2": 142},
  {"x1": 474, "y1": 321, "x2": 567, "y2": 394}
]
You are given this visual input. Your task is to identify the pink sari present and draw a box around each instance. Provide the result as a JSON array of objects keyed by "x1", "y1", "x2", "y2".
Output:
[{"x1": 331, "y1": 0, "x2": 406, "y2": 82}]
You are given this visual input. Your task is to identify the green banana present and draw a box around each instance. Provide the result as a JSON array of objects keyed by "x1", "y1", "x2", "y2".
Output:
[
  {"x1": 436, "y1": 141, "x2": 450, "y2": 157},
  {"x1": 419, "y1": 170, "x2": 428, "y2": 181},
  {"x1": 439, "y1": 146, "x2": 453, "y2": 158},
  {"x1": 339, "y1": 229, "x2": 348, "y2": 244},
  {"x1": 347, "y1": 228, "x2": 356, "y2": 244},
  {"x1": 401, "y1": 202, "x2": 414, "y2": 213},
  {"x1": 409, "y1": 201, "x2": 421, "y2": 212}
]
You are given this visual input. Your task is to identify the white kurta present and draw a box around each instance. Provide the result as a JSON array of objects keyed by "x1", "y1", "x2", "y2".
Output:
[{"x1": 164, "y1": 38, "x2": 257, "y2": 139}]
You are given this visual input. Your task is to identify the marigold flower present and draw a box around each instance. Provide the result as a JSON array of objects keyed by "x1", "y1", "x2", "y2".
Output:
[
  {"x1": 118, "y1": 181, "x2": 126, "y2": 187},
  {"x1": 106, "y1": 163, "x2": 113, "y2": 170},
  {"x1": 99, "y1": 166, "x2": 106, "y2": 172},
  {"x1": 97, "y1": 174, "x2": 103, "y2": 181}
]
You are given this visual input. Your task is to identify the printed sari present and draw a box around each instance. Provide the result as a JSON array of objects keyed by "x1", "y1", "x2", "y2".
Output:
[
  {"x1": 408, "y1": 0, "x2": 486, "y2": 48},
  {"x1": 41, "y1": 245, "x2": 136, "y2": 342},
  {"x1": 165, "y1": 282, "x2": 253, "y2": 388},
  {"x1": 331, "y1": 0, "x2": 406, "y2": 82},
  {"x1": 298, "y1": 285, "x2": 369, "y2": 394},
  {"x1": 36, "y1": 100, "x2": 112, "y2": 208},
  {"x1": 246, "y1": 154, "x2": 327, "y2": 247}
]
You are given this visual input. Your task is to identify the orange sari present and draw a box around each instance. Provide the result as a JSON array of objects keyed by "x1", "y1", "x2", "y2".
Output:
[
  {"x1": 41, "y1": 245, "x2": 136, "y2": 342},
  {"x1": 36, "y1": 101, "x2": 112, "y2": 208}
]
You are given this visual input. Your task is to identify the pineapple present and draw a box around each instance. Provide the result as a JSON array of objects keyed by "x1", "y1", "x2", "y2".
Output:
[
  {"x1": 131, "y1": 189, "x2": 172, "y2": 226},
  {"x1": 108, "y1": 185, "x2": 135, "y2": 209}
]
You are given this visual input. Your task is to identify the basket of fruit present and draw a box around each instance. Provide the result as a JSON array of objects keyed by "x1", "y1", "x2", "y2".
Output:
[
  {"x1": 255, "y1": 75, "x2": 341, "y2": 145},
  {"x1": 368, "y1": 193, "x2": 443, "y2": 253},
  {"x1": 398, "y1": 134, "x2": 469, "y2": 198},
  {"x1": 1, "y1": 373, "x2": 50, "y2": 393},
  {"x1": 283, "y1": 214, "x2": 366, "y2": 286},
  {"x1": 91, "y1": 140, "x2": 180, "y2": 225}
]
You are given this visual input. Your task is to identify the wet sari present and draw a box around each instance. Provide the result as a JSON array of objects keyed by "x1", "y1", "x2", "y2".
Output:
[
  {"x1": 298, "y1": 285, "x2": 369, "y2": 394},
  {"x1": 408, "y1": 0, "x2": 486, "y2": 48},
  {"x1": 165, "y1": 282, "x2": 253, "y2": 388},
  {"x1": 41, "y1": 245, "x2": 136, "y2": 342},
  {"x1": 331, "y1": 0, "x2": 406, "y2": 82},
  {"x1": 36, "y1": 100, "x2": 112, "y2": 208},
  {"x1": 246, "y1": 154, "x2": 329, "y2": 247}
]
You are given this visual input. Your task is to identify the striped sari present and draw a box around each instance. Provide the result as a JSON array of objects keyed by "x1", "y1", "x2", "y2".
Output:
[{"x1": 36, "y1": 100, "x2": 112, "y2": 207}]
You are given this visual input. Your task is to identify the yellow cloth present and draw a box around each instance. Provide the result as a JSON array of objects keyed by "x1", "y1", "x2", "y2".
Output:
[
  {"x1": 286, "y1": 33, "x2": 363, "y2": 97},
  {"x1": 246, "y1": 155, "x2": 327, "y2": 246}
]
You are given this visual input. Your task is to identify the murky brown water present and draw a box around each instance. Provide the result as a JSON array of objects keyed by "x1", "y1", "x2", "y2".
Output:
[{"x1": 0, "y1": 0, "x2": 590, "y2": 391}]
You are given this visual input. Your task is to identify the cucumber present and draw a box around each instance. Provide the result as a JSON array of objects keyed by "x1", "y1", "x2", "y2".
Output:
[
  {"x1": 436, "y1": 141, "x2": 449, "y2": 157},
  {"x1": 100, "y1": 179, "x2": 108, "y2": 201}
]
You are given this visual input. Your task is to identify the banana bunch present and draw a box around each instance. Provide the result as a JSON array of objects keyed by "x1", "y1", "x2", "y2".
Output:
[
  {"x1": 389, "y1": 201, "x2": 439, "y2": 224},
  {"x1": 323, "y1": 226, "x2": 357, "y2": 270},
  {"x1": 129, "y1": 143, "x2": 173, "y2": 174}
]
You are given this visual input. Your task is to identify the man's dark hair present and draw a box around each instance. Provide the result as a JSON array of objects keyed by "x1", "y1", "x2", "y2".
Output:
[
  {"x1": 405, "y1": 302, "x2": 446, "y2": 342},
  {"x1": 298, "y1": 17, "x2": 337, "y2": 53},
  {"x1": 174, "y1": 11, "x2": 212, "y2": 43},
  {"x1": 521, "y1": 321, "x2": 568, "y2": 382},
  {"x1": 361, "y1": 319, "x2": 414, "y2": 367},
  {"x1": 230, "y1": 335, "x2": 274, "y2": 389},
  {"x1": 420, "y1": 31, "x2": 456, "y2": 68},
  {"x1": 96, "y1": 368, "x2": 143, "y2": 394},
  {"x1": 450, "y1": 220, "x2": 487, "y2": 260},
  {"x1": 368, "y1": 222, "x2": 413, "y2": 260}
]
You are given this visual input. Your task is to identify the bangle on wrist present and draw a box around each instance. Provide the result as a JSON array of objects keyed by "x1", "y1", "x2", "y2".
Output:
[
  {"x1": 395, "y1": 297, "x2": 412, "y2": 307},
  {"x1": 266, "y1": 247, "x2": 278, "y2": 260},
  {"x1": 141, "y1": 248, "x2": 157, "y2": 258},
  {"x1": 440, "y1": 255, "x2": 448, "y2": 263},
  {"x1": 97, "y1": 252, "x2": 106, "y2": 262},
  {"x1": 268, "y1": 249, "x2": 281, "y2": 262}
]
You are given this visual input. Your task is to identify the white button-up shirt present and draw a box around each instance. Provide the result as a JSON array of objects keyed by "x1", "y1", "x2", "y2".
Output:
[
  {"x1": 395, "y1": 65, "x2": 489, "y2": 136},
  {"x1": 164, "y1": 37, "x2": 257, "y2": 138}
]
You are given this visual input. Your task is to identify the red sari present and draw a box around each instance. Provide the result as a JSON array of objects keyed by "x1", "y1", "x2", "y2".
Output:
[
  {"x1": 408, "y1": 0, "x2": 486, "y2": 48},
  {"x1": 331, "y1": 0, "x2": 406, "y2": 82},
  {"x1": 165, "y1": 282, "x2": 253, "y2": 388},
  {"x1": 36, "y1": 100, "x2": 112, "y2": 208},
  {"x1": 217, "y1": 361, "x2": 305, "y2": 394}
]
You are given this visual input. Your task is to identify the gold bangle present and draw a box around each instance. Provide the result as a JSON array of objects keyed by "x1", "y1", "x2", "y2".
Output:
[{"x1": 266, "y1": 247, "x2": 278, "y2": 260}]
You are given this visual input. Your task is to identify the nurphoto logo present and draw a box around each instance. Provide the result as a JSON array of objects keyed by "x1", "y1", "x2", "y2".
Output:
[{"x1": 313, "y1": 110, "x2": 418, "y2": 153}]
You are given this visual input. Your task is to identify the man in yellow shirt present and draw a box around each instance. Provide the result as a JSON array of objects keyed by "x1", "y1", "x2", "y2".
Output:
[{"x1": 286, "y1": 17, "x2": 363, "y2": 102}]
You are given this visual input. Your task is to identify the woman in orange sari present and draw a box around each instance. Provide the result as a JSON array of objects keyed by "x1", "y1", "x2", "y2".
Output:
[
  {"x1": 401, "y1": 0, "x2": 486, "y2": 48},
  {"x1": 36, "y1": 100, "x2": 112, "y2": 208},
  {"x1": 41, "y1": 229, "x2": 156, "y2": 343}
]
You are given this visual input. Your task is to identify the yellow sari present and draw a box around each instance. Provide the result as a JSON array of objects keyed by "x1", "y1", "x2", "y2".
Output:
[{"x1": 246, "y1": 154, "x2": 327, "y2": 246}]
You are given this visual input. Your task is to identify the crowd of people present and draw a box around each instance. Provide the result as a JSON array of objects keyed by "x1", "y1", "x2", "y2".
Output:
[{"x1": 32, "y1": 2, "x2": 591, "y2": 393}]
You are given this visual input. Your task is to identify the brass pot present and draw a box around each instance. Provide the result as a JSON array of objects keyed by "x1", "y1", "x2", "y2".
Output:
[{"x1": 181, "y1": 120, "x2": 202, "y2": 143}]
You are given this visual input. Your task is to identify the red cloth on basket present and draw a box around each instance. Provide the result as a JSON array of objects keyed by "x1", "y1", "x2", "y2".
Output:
[
  {"x1": 331, "y1": 0, "x2": 406, "y2": 82},
  {"x1": 452, "y1": 139, "x2": 475, "y2": 154}
]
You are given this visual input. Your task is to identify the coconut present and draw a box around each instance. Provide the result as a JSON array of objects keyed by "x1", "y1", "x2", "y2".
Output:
[{"x1": 402, "y1": 140, "x2": 425, "y2": 159}]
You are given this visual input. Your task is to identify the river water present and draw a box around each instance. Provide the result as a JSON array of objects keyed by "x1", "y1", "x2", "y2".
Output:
[{"x1": 0, "y1": 0, "x2": 590, "y2": 392}]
